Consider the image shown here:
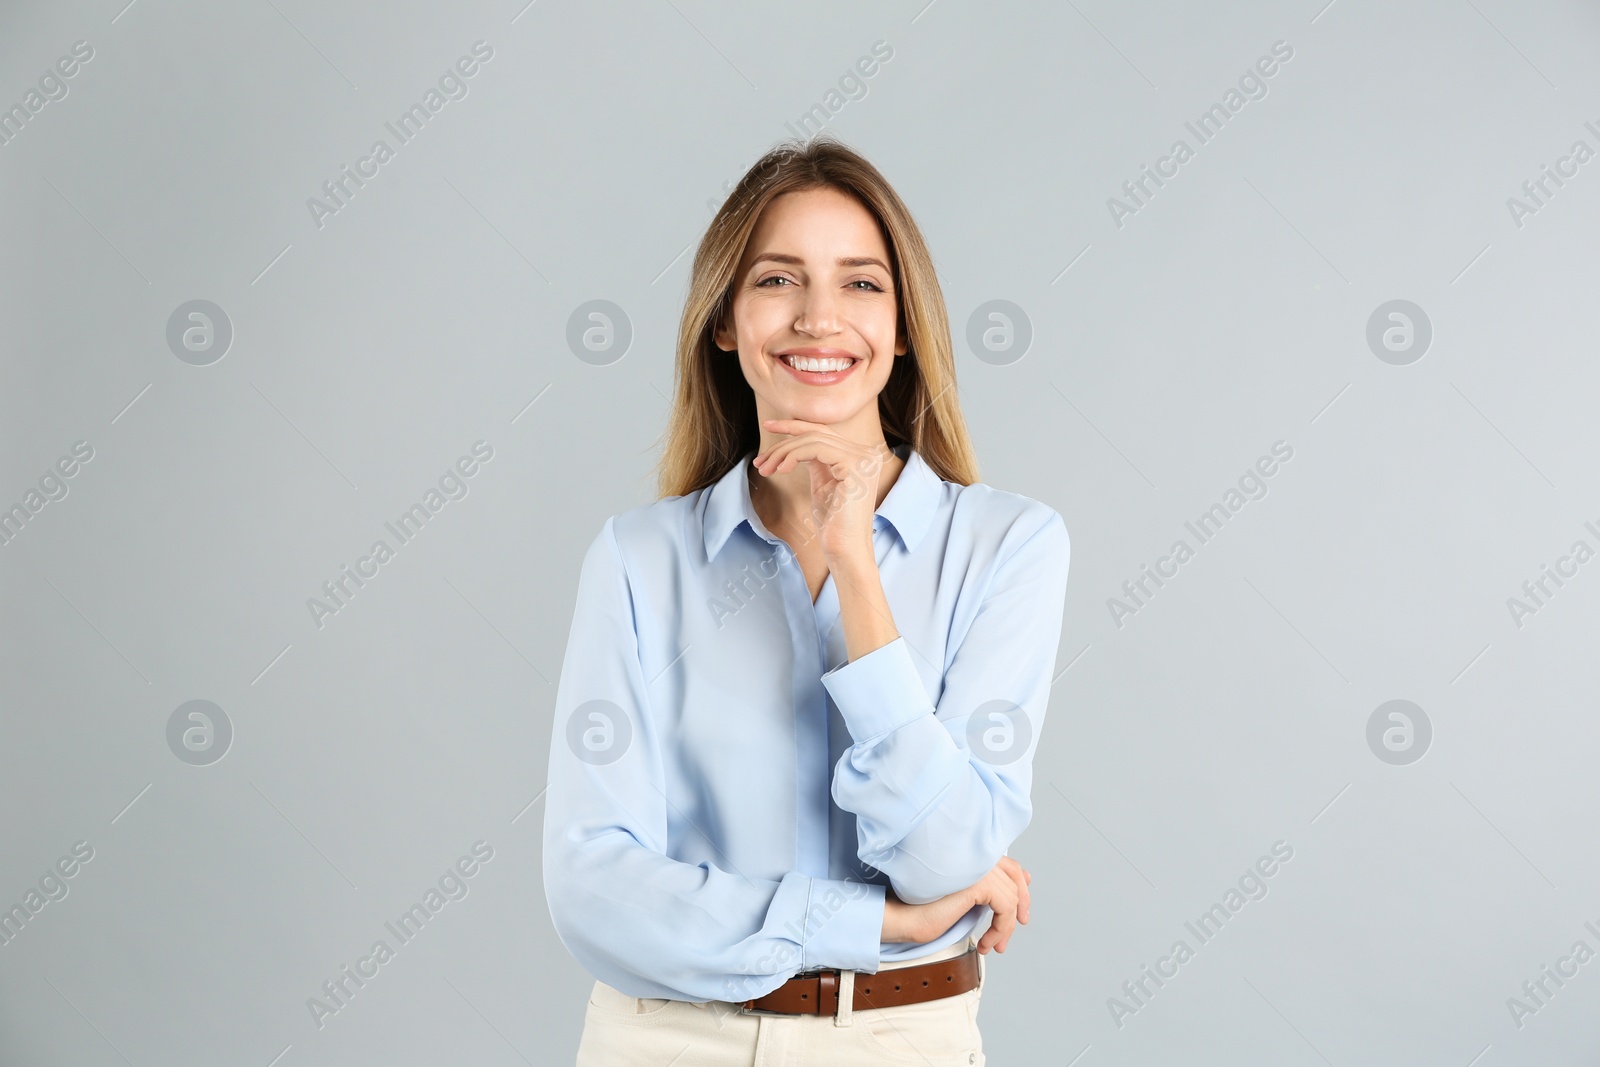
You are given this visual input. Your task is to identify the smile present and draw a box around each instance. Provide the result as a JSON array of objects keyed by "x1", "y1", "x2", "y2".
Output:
[{"x1": 773, "y1": 352, "x2": 861, "y2": 384}]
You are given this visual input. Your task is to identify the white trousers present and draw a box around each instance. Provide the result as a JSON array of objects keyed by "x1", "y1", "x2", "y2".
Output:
[{"x1": 575, "y1": 934, "x2": 986, "y2": 1066}]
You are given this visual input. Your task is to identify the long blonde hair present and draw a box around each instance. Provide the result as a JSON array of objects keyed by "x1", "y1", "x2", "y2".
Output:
[{"x1": 654, "y1": 135, "x2": 979, "y2": 498}]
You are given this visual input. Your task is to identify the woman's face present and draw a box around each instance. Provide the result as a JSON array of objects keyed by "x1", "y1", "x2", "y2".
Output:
[{"x1": 714, "y1": 186, "x2": 906, "y2": 431}]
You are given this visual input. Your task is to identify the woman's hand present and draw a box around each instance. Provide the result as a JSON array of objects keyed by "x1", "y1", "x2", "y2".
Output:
[
  {"x1": 880, "y1": 857, "x2": 1033, "y2": 955},
  {"x1": 752, "y1": 419, "x2": 891, "y2": 568}
]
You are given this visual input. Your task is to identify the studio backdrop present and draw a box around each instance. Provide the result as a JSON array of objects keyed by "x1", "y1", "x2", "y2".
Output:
[{"x1": 3, "y1": 0, "x2": 1598, "y2": 1063}]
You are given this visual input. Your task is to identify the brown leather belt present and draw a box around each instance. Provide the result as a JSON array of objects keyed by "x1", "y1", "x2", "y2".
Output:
[{"x1": 740, "y1": 945, "x2": 980, "y2": 1016}]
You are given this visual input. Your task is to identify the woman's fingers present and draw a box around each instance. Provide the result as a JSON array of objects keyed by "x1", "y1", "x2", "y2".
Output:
[
  {"x1": 756, "y1": 435, "x2": 855, "y2": 477},
  {"x1": 996, "y1": 856, "x2": 1030, "y2": 922},
  {"x1": 767, "y1": 443, "x2": 835, "y2": 477},
  {"x1": 975, "y1": 868, "x2": 1020, "y2": 954},
  {"x1": 753, "y1": 435, "x2": 827, "y2": 475},
  {"x1": 755, "y1": 423, "x2": 885, "y2": 480},
  {"x1": 999, "y1": 880, "x2": 1020, "y2": 951},
  {"x1": 979, "y1": 895, "x2": 1016, "y2": 953}
]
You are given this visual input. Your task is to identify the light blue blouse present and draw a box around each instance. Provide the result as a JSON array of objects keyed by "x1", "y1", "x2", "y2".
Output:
[{"x1": 542, "y1": 443, "x2": 1071, "y2": 1004}]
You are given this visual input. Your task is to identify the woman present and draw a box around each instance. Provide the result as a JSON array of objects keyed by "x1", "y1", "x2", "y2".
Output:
[{"x1": 544, "y1": 136, "x2": 1071, "y2": 1065}]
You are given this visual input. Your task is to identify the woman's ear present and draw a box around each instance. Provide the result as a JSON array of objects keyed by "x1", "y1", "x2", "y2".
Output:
[{"x1": 712, "y1": 310, "x2": 735, "y2": 352}]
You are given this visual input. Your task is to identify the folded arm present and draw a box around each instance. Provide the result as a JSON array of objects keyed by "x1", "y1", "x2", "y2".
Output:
[
  {"x1": 543, "y1": 517, "x2": 885, "y2": 1003},
  {"x1": 824, "y1": 509, "x2": 1071, "y2": 905}
]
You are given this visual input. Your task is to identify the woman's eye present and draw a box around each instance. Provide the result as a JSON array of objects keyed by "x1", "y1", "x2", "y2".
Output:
[
  {"x1": 756, "y1": 276, "x2": 792, "y2": 287},
  {"x1": 849, "y1": 279, "x2": 885, "y2": 292}
]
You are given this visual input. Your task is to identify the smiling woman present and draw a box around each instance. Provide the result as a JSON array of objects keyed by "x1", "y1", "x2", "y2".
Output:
[
  {"x1": 663, "y1": 137, "x2": 973, "y2": 496},
  {"x1": 543, "y1": 135, "x2": 1072, "y2": 1066}
]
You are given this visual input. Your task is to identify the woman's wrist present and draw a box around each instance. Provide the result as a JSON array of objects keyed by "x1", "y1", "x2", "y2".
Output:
[
  {"x1": 832, "y1": 559, "x2": 899, "y2": 662},
  {"x1": 826, "y1": 546, "x2": 878, "y2": 580},
  {"x1": 881, "y1": 895, "x2": 914, "y2": 942},
  {"x1": 881, "y1": 886, "x2": 976, "y2": 944}
]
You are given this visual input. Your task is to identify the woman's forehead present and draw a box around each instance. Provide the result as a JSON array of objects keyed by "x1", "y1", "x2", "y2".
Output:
[{"x1": 742, "y1": 190, "x2": 891, "y2": 265}]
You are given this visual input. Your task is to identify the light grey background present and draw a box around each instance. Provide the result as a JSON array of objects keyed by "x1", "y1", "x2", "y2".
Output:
[{"x1": 3, "y1": 0, "x2": 1598, "y2": 1063}]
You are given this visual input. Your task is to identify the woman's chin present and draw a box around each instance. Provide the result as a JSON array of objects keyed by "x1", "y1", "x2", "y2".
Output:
[{"x1": 766, "y1": 398, "x2": 869, "y2": 428}]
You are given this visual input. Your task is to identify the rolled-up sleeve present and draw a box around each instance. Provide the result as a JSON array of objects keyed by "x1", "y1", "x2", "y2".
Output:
[
  {"x1": 823, "y1": 508, "x2": 1071, "y2": 904},
  {"x1": 543, "y1": 517, "x2": 885, "y2": 1003}
]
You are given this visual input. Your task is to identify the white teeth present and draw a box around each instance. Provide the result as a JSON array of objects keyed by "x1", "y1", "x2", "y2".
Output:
[{"x1": 782, "y1": 355, "x2": 855, "y2": 372}]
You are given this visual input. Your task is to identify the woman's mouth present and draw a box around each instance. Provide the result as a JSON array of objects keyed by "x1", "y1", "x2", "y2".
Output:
[{"x1": 773, "y1": 352, "x2": 861, "y2": 385}]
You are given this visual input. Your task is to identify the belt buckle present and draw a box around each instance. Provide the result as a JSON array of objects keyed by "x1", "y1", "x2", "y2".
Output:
[
  {"x1": 737, "y1": 969, "x2": 833, "y2": 1017},
  {"x1": 737, "y1": 1002, "x2": 800, "y2": 1018}
]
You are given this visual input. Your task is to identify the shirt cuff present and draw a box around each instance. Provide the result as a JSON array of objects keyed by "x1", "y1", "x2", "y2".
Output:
[
  {"x1": 820, "y1": 637, "x2": 934, "y2": 744},
  {"x1": 800, "y1": 877, "x2": 885, "y2": 973}
]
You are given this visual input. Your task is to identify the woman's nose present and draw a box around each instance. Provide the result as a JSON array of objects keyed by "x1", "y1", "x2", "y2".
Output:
[{"x1": 794, "y1": 288, "x2": 840, "y2": 336}]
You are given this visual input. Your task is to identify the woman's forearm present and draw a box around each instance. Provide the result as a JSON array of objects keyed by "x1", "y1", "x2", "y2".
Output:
[{"x1": 831, "y1": 555, "x2": 900, "y2": 663}]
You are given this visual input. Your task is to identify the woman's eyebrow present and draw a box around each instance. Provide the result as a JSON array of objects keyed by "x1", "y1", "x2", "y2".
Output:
[{"x1": 749, "y1": 252, "x2": 890, "y2": 271}]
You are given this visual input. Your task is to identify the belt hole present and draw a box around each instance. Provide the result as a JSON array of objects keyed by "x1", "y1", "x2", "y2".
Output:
[{"x1": 893, "y1": 984, "x2": 901, "y2": 991}]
